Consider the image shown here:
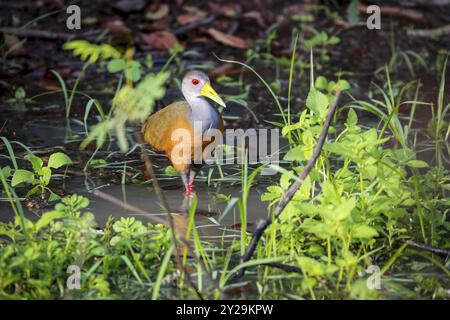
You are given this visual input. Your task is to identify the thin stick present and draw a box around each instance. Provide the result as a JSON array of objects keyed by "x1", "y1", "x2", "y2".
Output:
[
  {"x1": 93, "y1": 183, "x2": 220, "y2": 298},
  {"x1": 173, "y1": 16, "x2": 215, "y2": 36},
  {"x1": 358, "y1": 4, "x2": 424, "y2": 23},
  {"x1": 134, "y1": 131, "x2": 221, "y2": 296},
  {"x1": 135, "y1": 132, "x2": 170, "y2": 213},
  {"x1": 0, "y1": 27, "x2": 102, "y2": 41},
  {"x1": 237, "y1": 89, "x2": 342, "y2": 278},
  {"x1": 92, "y1": 190, "x2": 167, "y2": 226},
  {"x1": 408, "y1": 241, "x2": 450, "y2": 256},
  {"x1": 262, "y1": 262, "x2": 302, "y2": 273},
  {"x1": 134, "y1": 131, "x2": 206, "y2": 298}
]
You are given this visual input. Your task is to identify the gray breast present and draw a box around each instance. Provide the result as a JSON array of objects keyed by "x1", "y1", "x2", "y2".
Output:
[{"x1": 189, "y1": 97, "x2": 220, "y2": 134}]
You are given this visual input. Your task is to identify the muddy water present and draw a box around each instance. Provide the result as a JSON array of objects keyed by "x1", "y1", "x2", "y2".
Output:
[
  {"x1": 69, "y1": 180, "x2": 269, "y2": 238},
  {"x1": 0, "y1": 175, "x2": 270, "y2": 247},
  {"x1": 0, "y1": 114, "x2": 273, "y2": 241}
]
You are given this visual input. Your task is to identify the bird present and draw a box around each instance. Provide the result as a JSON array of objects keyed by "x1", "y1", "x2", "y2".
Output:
[{"x1": 143, "y1": 70, "x2": 226, "y2": 197}]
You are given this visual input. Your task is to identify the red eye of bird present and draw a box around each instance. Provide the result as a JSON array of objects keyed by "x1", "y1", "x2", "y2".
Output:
[{"x1": 192, "y1": 79, "x2": 199, "y2": 85}]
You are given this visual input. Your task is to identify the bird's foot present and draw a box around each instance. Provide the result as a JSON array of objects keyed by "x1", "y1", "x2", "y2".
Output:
[{"x1": 184, "y1": 181, "x2": 195, "y2": 197}]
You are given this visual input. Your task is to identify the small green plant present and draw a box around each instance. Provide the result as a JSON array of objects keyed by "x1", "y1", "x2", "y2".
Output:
[
  {"x1": 81, "y1": 71, "x2": 169, "y2": 152},
  {"x1": 63, "y1": 40, "x2": 121, "y2": 64},
  {"x1": 106, "y1": 47, "x2": 144, "y2": 85},
  {"x1": 0, "y1": 195, "x2": 174, "y2": 299},
  {"x1": 4, "y1": 87, "x2": 35, "y2": 112},
  {"x1": 257, "y1": 75, "x2": 448, "y2": 298},
  {"x1": 60, "y1": 40, "x2": 122, "y2": 118},
  {"x1": 8, "y1": 152, "x2": 72, "y2": 201},
  {"x1": 304, "y1": 31, "x2": 340, "y2": 64},
  {"x1": 62, "y1": 40, "x2": 171, "y2": 153}
]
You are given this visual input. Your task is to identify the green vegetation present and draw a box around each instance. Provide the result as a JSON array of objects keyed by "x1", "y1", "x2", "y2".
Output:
[
  {"x1": 1, "y1": 13, "x2": 449, "y2": 300},
  {"x1": 2, "y1": 147, "x2": 72, "y2": 202},
  {"x1": 0, "y1": 195, "x2": 173, "y2": 299}
]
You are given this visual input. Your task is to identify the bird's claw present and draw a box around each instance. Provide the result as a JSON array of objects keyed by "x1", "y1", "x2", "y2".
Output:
[{"x1": 184, "y1": 181, "x2": 195, "y2": 197}]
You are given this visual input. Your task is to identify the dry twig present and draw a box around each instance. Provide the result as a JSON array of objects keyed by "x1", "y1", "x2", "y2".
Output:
[
  {"x1": 236, "y1": 89, "x2": 342, "y2": 278},
  {"x1": 0, "y1": 27, "x2": 103, "y2": 41}
]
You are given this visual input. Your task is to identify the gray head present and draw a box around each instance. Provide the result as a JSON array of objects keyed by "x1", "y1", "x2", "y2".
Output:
[{"x1": 181, "y1": 70, "x2": 226, "y2": 107}]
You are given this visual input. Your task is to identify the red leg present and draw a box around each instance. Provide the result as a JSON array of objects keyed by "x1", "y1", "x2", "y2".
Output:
[
  {"x1": 185, "y1": 170, "x2": 196, "y2": 197},
  {"x1": 181, "y1": 171, "x2": 193, "y2": 197}
]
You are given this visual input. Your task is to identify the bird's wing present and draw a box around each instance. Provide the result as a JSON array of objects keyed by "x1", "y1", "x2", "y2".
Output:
[{"x1": 143, "y1": 101, "x2": 191, "y2": 152}]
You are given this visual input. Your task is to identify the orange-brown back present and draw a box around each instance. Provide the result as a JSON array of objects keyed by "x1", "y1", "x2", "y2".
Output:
[{"x1": 143, "y1": 101, "x2": 224, "y2": 172}]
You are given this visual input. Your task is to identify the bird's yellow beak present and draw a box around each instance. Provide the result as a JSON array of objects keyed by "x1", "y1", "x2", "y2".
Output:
[{"x1": 201, "y1": 81, "x2": 226, "y2": 108}]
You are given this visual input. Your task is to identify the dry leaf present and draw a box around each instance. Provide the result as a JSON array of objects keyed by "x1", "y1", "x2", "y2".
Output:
[
  {"x1": 145, "y1": 4, "x2": 169, "y2": 20},
  {"x1": 242, "y1": 11, "x2": 266, "y2": 28},
  {"x1": 141, "y1": 31, "x2": 179, "y2": 51},
  {"x1": 209, "y1": 64, "x2": 246, "y2": 78},
  {"x1": 207, "y1": 28, "x2": 249, "y2": 49},
  {"x1": 177, "y1": 6, "x2": 207, "y2": 25},
  {"x1": 208, "y1": 2, "x2": 240, "y2": 18},
  {"x1": 112, "y1": 0, "x2": 146, "y2": 13},
  {"x1": 147, "y1": 16, "x2": 171, "y2": 31},
  {"x1": 100, "y1": 19, "x2": 132, "y2": 34},
  {"x1": 177, "y1": 13, "x2": 207, "y2": 25}
]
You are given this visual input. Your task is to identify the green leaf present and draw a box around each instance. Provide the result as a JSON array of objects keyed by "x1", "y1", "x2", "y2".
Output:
[
  {"x1": 334, "y1": 197, "x2": 356, "y2": 221},
  {"x1": 145, "y1": 54, "x2": 153, "y2": 68},
  {"x1": 301, "y1": 277, "x2": 317, "y2": 291},
  {"x1": 297, "y1": 257, "x2": 323, "y2": 276},
  {"x1": 15, "y1": 87, "x2": 26, "y2": 100},
  {"x1": 351, "y1": 225, "x2": 379, "y2": 239},
  {"x1": 127, "y1": 60, "x2": 142, "y2": 82},
  {"x1": 35, "y1": 210, "x2": 65, "y2": 232},
  {"x1": 284, "y1": 145, "x2": 310, "y2": 162},
  {"x1": 25, "y1": 185, "x2": 40, "y2": 197},
  {"x1": 48, "y1": 191, "x2": 61, "y2": 202},
  {"x1": 25, "y1": 154, "x2": 43, "y2": 171},
  {"x1": 328, "y1": 36, "x2": 340, "y2": 45},
  {"x1": 64, "y1": 40, "x2": 120, "y2": 63},
  {"x1": 324, "y1": 142, "x2": 356, "y2": 160},
  {"x1": 347, "y1": 0, "x2": 359, "y2": 25},
  {"x1": 261, "y1": 186, "x2": 282, "y2": 201},
  {"x1": 48, "y1": 152, "x2": 72, "y2": 169},
  {"x1": 314, "y1": 76, "x2": 328, "y2": 90},
  {"x1": 336, "y1": 79, "x2": 350, "y2": 91},
  {"x1": 107, "y1": 58, "x2": 126, "y2": 73},
  {"x1": 406, "y1": 160, "x2": 429, "y2": 168},
  {"x1": 346, "y1": 108, "x2": 358, "y2": 127},
  {"x1": 282, "y1": 122, "x2": 303, "y2": 136},
  {"x1": 11, "y1": 169, "x2": 34, "y2": 186},
  {"x1": 163, "y1": 165, "x2": 178, "y2": 176},
  {"x1": 301, "y1": 219, "x2": 334, "y2": 238},
  {"x1": 2, "y1": 166, "x2": 11, "y2": 179},
  {"x1": 40, "y1": 167, "x2": 52, "y2": 186},
  {"x1": 306, "y1": 88, "x2": 328, "y2": 119}
]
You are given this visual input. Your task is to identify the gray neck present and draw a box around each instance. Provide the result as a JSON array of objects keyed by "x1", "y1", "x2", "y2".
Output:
[{"x1": 185, "y1": 95, "x2": 220, "y2": 133}]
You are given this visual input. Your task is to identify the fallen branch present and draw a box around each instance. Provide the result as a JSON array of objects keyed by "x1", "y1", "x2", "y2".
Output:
[
  {"x1": 93, "y1": 182, "x2": 222, "y2": 298},
  {"x1": 358, "y1": 4, "x2": 425, "y2": 23},
  {"x1": 408, "y1": 241, "x2": 450, "y2": 256},
  {"x1": 237, "y1": 89, "x2": 342, "y2": 278},
  {"x1": 173, "y1": 16, "x2": 214, "y2": 36},
  {"x1": 134, "y1": 131, "x2": 221, "y2": 297},
  {"x1": 93, "y1": 189, "x2": 167, "y2": 226},
  {"x1": 0, "y1": 27, "x2": 103, "y2": 41},
  {"x1": 262, "y1": 262, "x2": 302, "y2": 273}
]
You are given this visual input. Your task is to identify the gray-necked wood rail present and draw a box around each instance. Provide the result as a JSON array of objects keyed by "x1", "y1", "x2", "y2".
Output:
[{"x1": 143, "y1": 70, "x2": 226, "y2": 197}]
